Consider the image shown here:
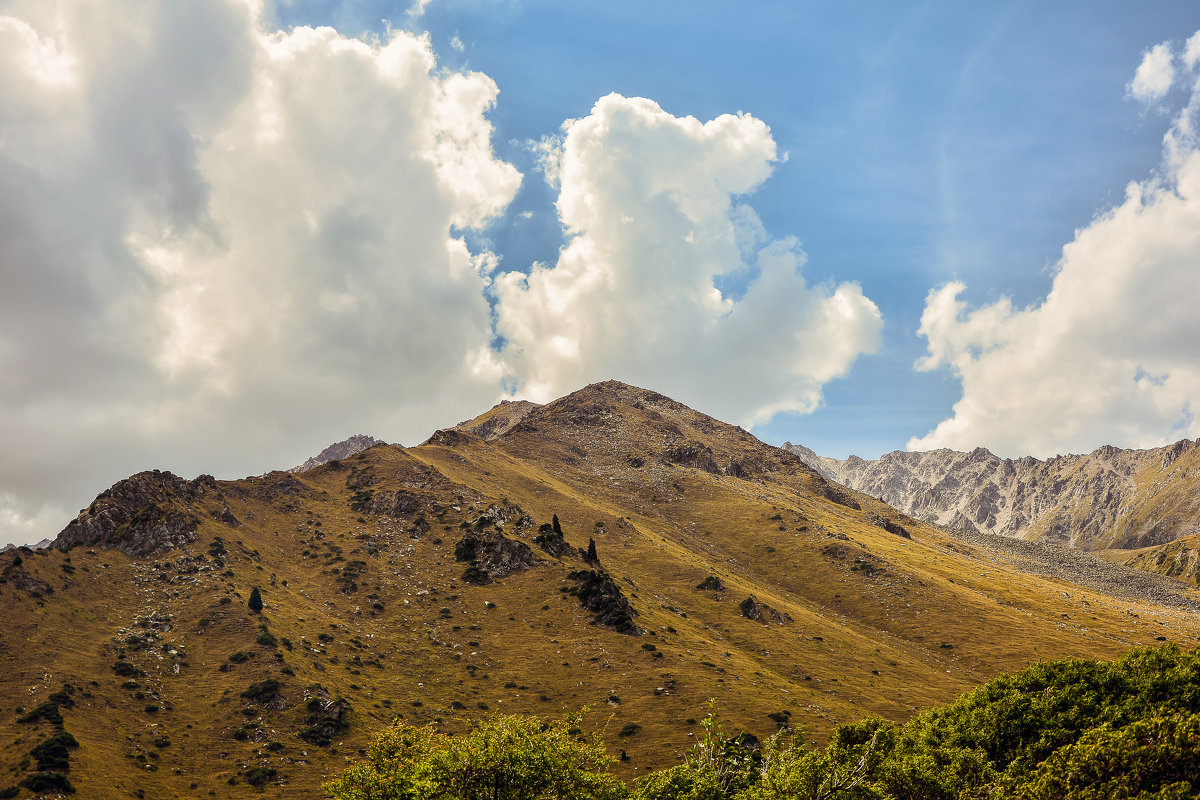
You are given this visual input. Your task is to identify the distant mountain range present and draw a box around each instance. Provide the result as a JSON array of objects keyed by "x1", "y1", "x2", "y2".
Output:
[{"x1": 782, "y1": 439, "x2": 1200, "y2": 581}]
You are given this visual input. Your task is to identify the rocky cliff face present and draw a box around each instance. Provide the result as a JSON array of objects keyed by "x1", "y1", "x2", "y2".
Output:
[
  {"x1": 290, "y1": 434, "x2": 384, "y2": 472},
  {"x1": 52, "y1": 470, "x2": 209, "y2": 556},
  {"x1": 782, "y1": 439, "x2": 1200, "y2": 551}
]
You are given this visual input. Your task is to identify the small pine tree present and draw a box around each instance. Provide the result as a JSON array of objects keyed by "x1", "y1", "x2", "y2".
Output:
[
  {"x1": 586, "y1": 538, "x2": 598, "y2": 563},
  {"x1": 552, "y1": 514, "x2": 563, "y2": 537},
  {"x1": 248, "y1": 586, "x2": 263, "y2": 614}
]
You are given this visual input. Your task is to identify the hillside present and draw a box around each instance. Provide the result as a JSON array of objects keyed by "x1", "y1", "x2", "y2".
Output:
[
  {"x1": 783, "y1": 439, "x2": 1200, "y2": 552},
  {"x1": 3, "y1": 381, "x2": 1199, "y2": 799}
]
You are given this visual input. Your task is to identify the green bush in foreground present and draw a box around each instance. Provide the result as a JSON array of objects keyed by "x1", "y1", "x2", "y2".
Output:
[
  {"x1": 325, "y1": 711, "x2": 626, "y2": 800},
  {"x1": 329, "y1": 644, "x2": 1200, "y2": 800}
]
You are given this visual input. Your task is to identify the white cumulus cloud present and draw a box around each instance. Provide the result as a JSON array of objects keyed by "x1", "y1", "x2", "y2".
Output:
[
  {"x1": 0, "y1": 0, "x2": 519, "y2": 542},
  {"x1": 492, "y1": 94, "x2": 883, "y2": 427},
  {"x1": 910, "y1": 34, "x2": 1200, "y2": 458},
  {"x1": 1129, "y1": 42, "x2": 1176, "y2": 104},
  {"x1": 0, "y1": 4, "x2": 884, "y2": 547}
]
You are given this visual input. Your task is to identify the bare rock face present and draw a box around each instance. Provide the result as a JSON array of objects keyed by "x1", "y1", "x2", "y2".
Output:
[
  {"x1": 454, "y1": 529, "x2": 543, "y2": 585},
  {"x1": 739, "y1": 595, "x2": 792, "y2": 624},
  {"x1": 782, "y1": 439, "x2": 1200, "y2": 551},
  {"x1": 290, "y1": 434, "x2": 383, "y2": 473},
  {"x1": 52, "y1": 471, "x2": 204, "y2": 556},
  {"x1": 453, "y1": 399, "x2": 541, "y2": 441}
]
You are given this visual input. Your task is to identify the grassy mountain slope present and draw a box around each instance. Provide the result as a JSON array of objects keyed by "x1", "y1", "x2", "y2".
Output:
[{"x1": 2, "y1": 381, "x2": 1198, "y2": 799}]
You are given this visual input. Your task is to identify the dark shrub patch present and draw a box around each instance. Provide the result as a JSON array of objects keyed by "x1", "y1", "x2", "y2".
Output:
[
  {"x1": 242, "y1": 679, "x2": 282, "y2": 705},
  {"x1": 30, "y1": 731, "x2": 78, "y2": 771},
  {"x1": 17, "y1": 701, "x2": 63, "y2": 726},
  {"x1": 20, "y1": 772, "x2": 74, "y2": 794},
  {"x1": 112, "y1": 661, "x2": 140, "y2": 678},
  {"x1": 245, "y1": 766, "x2": 277, "y2": 787}
]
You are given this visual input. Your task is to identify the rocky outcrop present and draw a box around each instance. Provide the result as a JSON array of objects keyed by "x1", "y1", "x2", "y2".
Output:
[
  {"x1": 453, "y1": 399, "x2": 541, "y2": 441},
  {"x1": 739, "y1": 595, "x2": 792, "y2": 624},
  {"x1": 290, "y1": 434, "x2": 383, "y2": 473},
  {"x1": 783, "y1": 439, "x2": 1200, "y2": 551},
  {"x1": 52, "y1": 471, "x2": 206, "y2": 556},
  {"x1": 454, "y1": 529, "x2": 543, "y2": 585},
  {"x1": 453, "y1": 503, "x2": 543, "y2": 584},
  {"x1": 566, "y1": 569, "x2": 641, "y2": 635}
]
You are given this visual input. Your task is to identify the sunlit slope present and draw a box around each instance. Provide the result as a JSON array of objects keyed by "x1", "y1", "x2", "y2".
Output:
[{"x1": 2, "y1": 381, "x2": 1198, "y2": 800}]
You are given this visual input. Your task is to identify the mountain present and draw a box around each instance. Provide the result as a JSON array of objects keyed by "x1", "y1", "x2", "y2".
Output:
[
  {"x1": 452, "y1": 399, "x2": 540, "y2": 440},
  {"x1": 3, "y1": 381, "x2": 1199, "y2": 799},
  {"x1": 782, "y1": 439, "x2": 1200, "y2": 552},
  {"x1": 0, "y1": 539, "x2": 52, "y2": 553},
  {"x1": 289, "y1": 434, "x2": 384, "y2": 473}
]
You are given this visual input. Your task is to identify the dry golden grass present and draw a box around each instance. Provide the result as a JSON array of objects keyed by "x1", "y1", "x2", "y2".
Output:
[{"x1": 2, "y1": 381, "x2": 1198, "y2": 798}]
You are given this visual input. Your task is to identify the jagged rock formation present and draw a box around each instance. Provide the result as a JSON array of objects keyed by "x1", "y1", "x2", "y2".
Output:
[
  {"x1": 52, "y1": 470, "x2": 208, "y2": 556},
  {"x1": 782, "y1": 439, "x2": 1200, "y2": 551},
  {"x1": 290, "y1": 434, "x2": 384, "y2": 473},
  {"x1": 452, "y1": 399, "x2": 541, "y2": 441}
]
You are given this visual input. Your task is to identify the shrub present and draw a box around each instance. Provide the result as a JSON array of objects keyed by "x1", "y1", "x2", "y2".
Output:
[
  {"x1": 112, "y1": 661, "x2": 140, "y2": 678},
  {"x1": 19, "y1": 772, "x2": 74, "y2": 794},
  {"x1": 30, "y1": 731, "x2": 79, "y2": 771},
  {"x1": 245, "y1": 766, "x2": 278, "y2": 787},
  {"x1": 242, "y1": 679, "x2": 282, "y2": 705},
  {"x1": 248, "y1": 586, "x2": 263, "y2": 613},
  {"x1": 18, "y1": 700, "x2": 64, "y2": 726},
  {"x1": 325, "y1": 712, "x2": 625, "y2": 800}
]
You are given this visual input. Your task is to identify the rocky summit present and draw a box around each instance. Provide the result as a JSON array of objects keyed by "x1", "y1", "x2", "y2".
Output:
[
  {"x1": 2, "y1": 381, "x2": 1199, "y2": 799},
  {"x1": 289, "y1": 434, "x2": 385, "y2": 473}
]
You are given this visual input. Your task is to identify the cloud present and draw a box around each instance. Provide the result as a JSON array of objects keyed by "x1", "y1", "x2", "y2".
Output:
[
  {"x1": 0, "y1": 5, "x2": 883, "y2": 546},
  {"x1": 0, "y1": 0, "x2": 519, "y2": 542},
  {"x1": 910, "y1": 34, "x2": 1200, "y2": 458},
  {"x1": 492, "y1": 94, "x2": 883, "y2": 427},
  {"x1": 1128, "y1": 42, "x2": 1175, "y2": 104},
  {"x1": 408, "y1": 0, "x2": 434, "y2": 20}
]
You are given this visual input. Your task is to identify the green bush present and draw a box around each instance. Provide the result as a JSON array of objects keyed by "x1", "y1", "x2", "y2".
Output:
[
  {"x1": 112, "y1": 661, "x2": 140, "y2": 678},
  {"x1": 30, "y1": 731, "x2": 79, "y2": 771},
  {"x1": 245, "y1": 766, "x2": 278, "y2": 787},
  {"x1": 20, "y1": 772, "x2": 74, "y2": 794},
  {"x1": 242, "y1": 679, "x2": 282, "y2": 705},
  {"x1": 326, "y1": 712, "x2": 626, "y2": 800}
]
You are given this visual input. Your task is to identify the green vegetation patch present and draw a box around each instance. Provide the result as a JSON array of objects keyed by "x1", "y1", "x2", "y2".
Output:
[{"x1": 325, "y1": 644, "x2": 1200, "y2": 800}]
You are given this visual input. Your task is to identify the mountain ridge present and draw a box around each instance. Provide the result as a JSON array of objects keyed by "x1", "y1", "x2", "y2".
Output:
[
  {"x1": 4, "y1": 380, "x2": 1198, "y2": 799},
  {"x1": 782, "y1": 438, "x2": 1200, "y2": 552}
]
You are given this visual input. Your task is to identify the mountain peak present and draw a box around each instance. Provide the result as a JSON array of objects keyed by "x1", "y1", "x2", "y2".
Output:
[
  {"x1": 290, "y1": 434, "x2": 385, "y2": 472},
  {"x1": 452, "y1": 399, "x2": 541, "y2": 441}
]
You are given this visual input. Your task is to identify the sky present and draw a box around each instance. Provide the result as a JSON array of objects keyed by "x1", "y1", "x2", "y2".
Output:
[{"x1": 3, "y1": 0, "x2": 1200, "y2": 545}]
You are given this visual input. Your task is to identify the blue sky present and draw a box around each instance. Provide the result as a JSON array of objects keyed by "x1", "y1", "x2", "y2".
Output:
[
  {"x1": 272, "y1": 0, "x2": 1200, "y2": 457},
  {"x1": 3, "y1": 0, "x2": 1200, "y2": 544}
]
